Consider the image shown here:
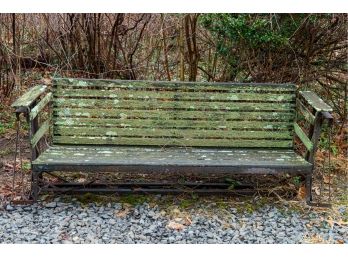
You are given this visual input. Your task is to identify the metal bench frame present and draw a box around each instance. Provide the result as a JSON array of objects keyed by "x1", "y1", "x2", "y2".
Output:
[{"x1": 12, "y1": 78, "x2": 333, "y2": 203}]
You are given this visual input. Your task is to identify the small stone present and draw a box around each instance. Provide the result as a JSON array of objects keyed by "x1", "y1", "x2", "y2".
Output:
[
  {"x1": 206, "y1": 232, "x2": 214, "y2": 238},
  {"x1": 6, "y1": 205, "x2": 14, "y2": 211},
  {"x1": 78, "y1": 213, "x2": 88, "y2": 219},
  {"x1": 138, "y1": 235, "x2": 147, "y2": 240},
  {"x1": 148, "y1": 211, "x2": 155, "y2": 218},
  {"x1": 45, "y1": 202, "x2": 57, "y2": 208}
]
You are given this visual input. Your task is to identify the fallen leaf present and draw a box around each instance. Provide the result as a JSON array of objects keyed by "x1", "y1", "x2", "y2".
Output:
[
  {"x1": 77, "y1": 178, "x2": 87, "y2": 183},
  {"x1": 313, "y1": 186, "x2": 320, "y2": 196},
  {"x1": 167, "y1": 221, "x2": 185, "y2": 231},
  {"x1": 297, "y1": 185, "x2": 306, "y2": 200},
  {"x1": 41, "y1": 77, "x2": 52, "y2": 85},
  {"x1": 115, "y1": 208, "x2": 130, "y2": 218},
  {"x1": 323, "y1": 175, "x2": 333, "y2": 184},
  {"x1": 183, "y1": 216, "x2": 192, "y2": 226}
]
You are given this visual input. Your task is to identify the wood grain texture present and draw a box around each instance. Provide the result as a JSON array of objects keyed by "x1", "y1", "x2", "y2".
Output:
[
  {"x1": 52, "y1": 78, "x2": 296, "y2": 148},
  {"x1": 33, "y1": 145, "x2": 311, "y2": 170},
  {"x1": 294, "y1": 123, "x2": 313, "y2": 151},
  {"x1": 12, "y1": 85, "x2": 47, "y2": 108},
  {"x1": 300, "y1": 91, "x2": 332, "y2": 112},
  {"x1": 30, "y1": 92, "x2": 52, "y2": 120},
  {"x1": 31, "y1": 119, "x2": 49, "y2": 147}
]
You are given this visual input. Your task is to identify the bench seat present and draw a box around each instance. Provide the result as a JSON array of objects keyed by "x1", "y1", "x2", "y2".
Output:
[{"x1": 32, "y1": 145, "x2": 312, "y2": 174}]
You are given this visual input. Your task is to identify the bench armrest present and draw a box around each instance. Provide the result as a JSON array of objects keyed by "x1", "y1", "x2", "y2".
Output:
[
  {"x1": 299, "y1": 91, "x2": 333, "y2": 113},
  {"x1": 11, "y1": 85, "x2": 47, "y2": 113},
  {"x1": 11, "y1": 85, "x2": 51, "y2": 161},
  {"x1": 296, "y1": 91, "x2": 333, "y2": 164}
]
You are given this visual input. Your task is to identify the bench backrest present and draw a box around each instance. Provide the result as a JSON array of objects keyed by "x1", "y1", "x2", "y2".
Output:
[{"x1": 52, "y1": 78, "x2": 296, "y2": 148}]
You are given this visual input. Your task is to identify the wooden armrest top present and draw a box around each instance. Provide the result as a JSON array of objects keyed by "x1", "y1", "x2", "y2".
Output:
[
  {"x1": 299, "y1": 91, "x2": 333, "y2": 112},
  {"x1": 11, "y1": 85, "x2": 47, "y2": 111}
]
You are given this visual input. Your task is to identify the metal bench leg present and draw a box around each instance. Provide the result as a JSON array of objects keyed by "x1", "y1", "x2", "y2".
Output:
[
  {"x1": 305, "y1": 174, "x2": 313, "y2": 204},
  {"x1": 31, "y1": 171, "x2": 40, "y2": 202}
]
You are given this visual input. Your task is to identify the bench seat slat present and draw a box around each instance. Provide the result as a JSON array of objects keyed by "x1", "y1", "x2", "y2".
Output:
[{"x1": 32, "y1": 146, "x2": 311, "y2": 173}]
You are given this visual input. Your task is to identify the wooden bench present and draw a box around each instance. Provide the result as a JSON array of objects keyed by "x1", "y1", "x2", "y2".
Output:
[{"x1": 12, "y1": 78, "x2": 333, "y2": 203}]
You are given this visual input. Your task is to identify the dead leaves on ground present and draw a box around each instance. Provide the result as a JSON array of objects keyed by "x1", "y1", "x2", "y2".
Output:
[
  {"x1": 166, "y1": 217, "x2": 192, "y2": 231},
  {"x1": 297, "y1": 185, "x2": 306, "y2": 200},
  {"x1": 324, "y1": 216, "x2": 348, "y2": 229},
  {"x1": 166, "y1": 208, "x2": 192, "y2": 231},
  {"x1": 114, "y1": 204, "x2": 131, "y2": 218},
  {"x1": 167, "y1": 221, "x2": 185, "y2": 231}
]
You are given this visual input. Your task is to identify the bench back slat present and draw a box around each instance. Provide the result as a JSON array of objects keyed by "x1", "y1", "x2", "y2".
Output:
[{"x1": 52, "y1": 78, "x2": 296, "y2": 148}]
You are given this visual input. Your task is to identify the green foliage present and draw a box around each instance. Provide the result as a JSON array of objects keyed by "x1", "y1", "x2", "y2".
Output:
[
  {"x1": 292, "y1": 176, "x2": 302, "y2": 187},
  {"x1": 319, "y1": 126, "x2": 338, "y2": 156},
  {"x1": 119, "y1": 194, "x2": 149, "y2": 206},
  {"x1": 22, "y1": 161, "x2": 31, "y2": 172},
  {"x1": 319, "y1": 135, "x2": 338, "y2": 156},
  {"x1": 225, "y1": 177, "x2": 241, "y2": 190},
  {"x1": 200, "y1": 14, "x2": 292, "y2": 49},
  {"x1": 199, "y1": 14, "x2": 302, "y2": 80}
]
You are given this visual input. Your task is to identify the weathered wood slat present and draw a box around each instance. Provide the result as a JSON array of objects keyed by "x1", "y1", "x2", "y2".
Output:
[
  {"x1": 30, "y1": 93, "x2": 52, "y2": 121},
  {"x1": 54, "y1": 126, "x2": 293, "y2": 139},
  {"x1": 51, "y1": 79, "x2": 297, "y2": 148},
  {"x1": 296, "y1": 99, "x2": 315, "y2": 125},
  {"x1": 47, "y1": 146, "x2": 297, "y2": 156},
  {"x1": 299, "y1": 91, "x2": 332, "y2": 112},
  {"x1": 49, "y1": 145, "x2": 296, "y2": 152},
  {"x1": 55, "y1": 89, "x2": 295, "y2": 102},
  {"x1": 53, "y1": 136, "x2": 292, "y2": 148},
  {"x1": 53, "y1": 108, "x2": 294, "y2": 121},
  {"x1": 12, "y1": 85, "x2": 47, "y2": 108},
  {"x1": 294, "y1": 123, "x2": 313, "y2": 151},
  {"x1": 54, "y1": 98, "x2": 295, "y2": 111},
  {"x1": 31, "y1": 120, "x2": 50, "y2": 147},
  {"x1": 54, "y1": 78, "x2": 296, "y2": 91},
  {"x1": 46, "y1": 146, "x2": 305, "y2": 164},
  {"x1": 54, "y1": 118, "x2": 293, "y2": 130},
  {"x1": 34, "y1": 146, "x2": 308, "y2": 166}
]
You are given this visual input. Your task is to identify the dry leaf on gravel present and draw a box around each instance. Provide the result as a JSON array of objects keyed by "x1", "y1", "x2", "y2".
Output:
[
  {"x1": 182, "y1": 216, "x2": 192, "y2": 226},
  {"x1": 167, "y1": 221, "x2": 185, "y2": 231},
  {"x1": 114, "y1": 208, "x2": 130, "y2": 218},
  {"x1": 326, "y1": 217, "x2": 348, "y2": 228}
]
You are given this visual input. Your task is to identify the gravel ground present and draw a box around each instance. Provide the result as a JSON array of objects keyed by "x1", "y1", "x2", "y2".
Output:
[{"x1": 0, "y1": 197, "x2": 347, "y2": 244}]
